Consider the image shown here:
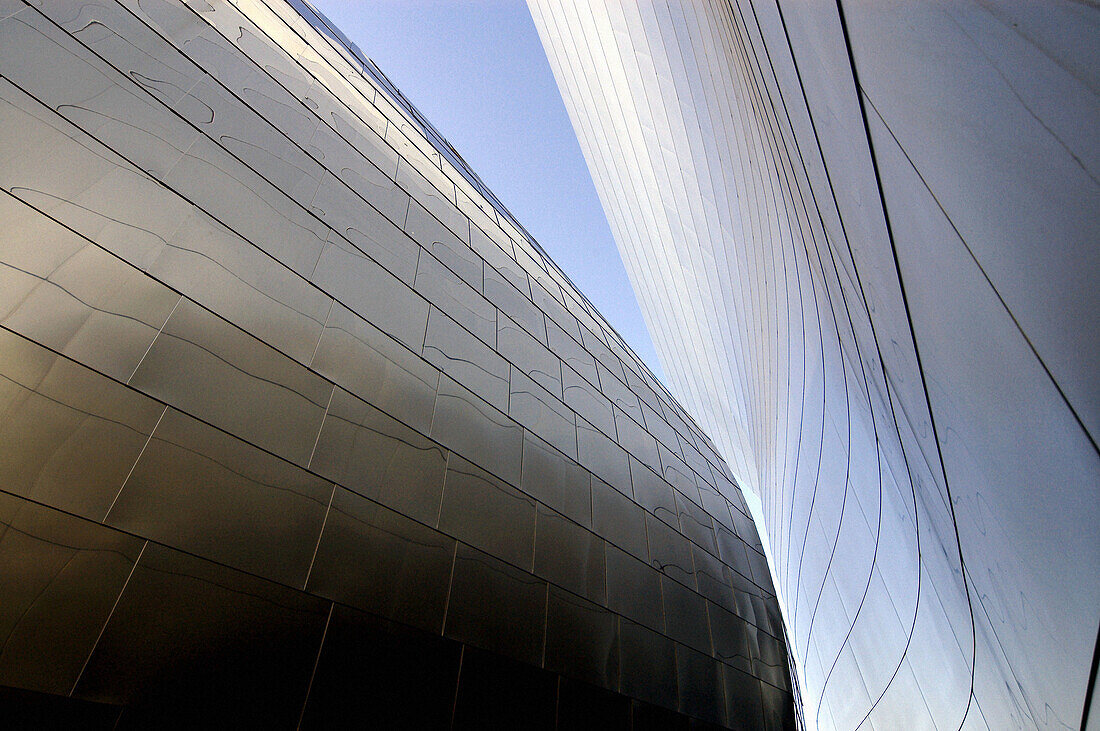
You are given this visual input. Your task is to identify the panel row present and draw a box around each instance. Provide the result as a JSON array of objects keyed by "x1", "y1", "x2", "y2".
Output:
[
  {"x1": 0, "y1": 5, "x2": 771, "y2": 603},
  {"x1": 0, "y1": 488, "x2": 794, "y2": 729},
  {"x1": 0, "y1": 0, "x2": 756, "y2": 551}
]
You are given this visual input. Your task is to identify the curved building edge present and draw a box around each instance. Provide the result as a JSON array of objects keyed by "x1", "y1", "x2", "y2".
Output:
[{"x1": 526, "y1": 0, "x2": 1100, "y2": 729}]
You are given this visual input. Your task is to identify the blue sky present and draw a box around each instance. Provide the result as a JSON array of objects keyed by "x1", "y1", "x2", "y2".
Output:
[{"x1": 308, "y1": 0, "x2": 662, "y2": 379}]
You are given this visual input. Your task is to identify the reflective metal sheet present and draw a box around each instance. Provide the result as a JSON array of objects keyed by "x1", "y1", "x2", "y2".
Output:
[
  {"x1": 311, "y1": 232, "x2": 429, "y2": 351},
  {"x1": 309, "y1": 387, "x2": 446, "y2": 525},
  {"x1": 723, "y1": 664, "x2": 765, "y2": 731},
  {"x1": 0, "y1": 198, "x2": 179, "y2": 382},
  {"x1": 709, "y1": 600, "x2": 757, "y2": 674},
  {"x1": 451, "y1": 647, "x2": 556, "y2": 731},
  {"x1": 107, "y1": 407, "x2": 332, "y2": 587},
  {"x1": 485, "y1": 264, "x2": 547, "y2": 343},
  {"x1": 0, "y1": 329, "x2": 164, "y2": 520},
  {"x1": 128, "y1": 298, "x2": 332, "y2": 466},
  {"x1": 544, "y1": 585, "x2": 620, "y2": 689},
  {"x1": 605, "y1": 544, "x2": 663, "y2": 631},
  {"x1": 412, "y1": 202, "x2": 483, "y2": 291},
  {"x1": 423, "y1": 305, "x2": 509, "y2": 412},
  {"x1": 429, "y1": 375, "x2": 522, "y2": 486},
  {"x1": 498, "y1": 312, "x2": 562, "y2": 398},
  {"x1": 549, "y1": 319, "x2": 598, "y2": 387},
  {"x1": 629, "y1": 456, "x2": 678, "y2": 528},
  {"x1": 444, "y1": 544, "x2": 546, "y2": 666},
  {"x1": 0, "y1": 492, "x2": 143, "y2": 696},
  {"x1": 309, "y1": 302, "x2": 440, "y2": 435},
  {"x1": 533, "y1": 504, "x2": 605, "y2": 602},
  {"x1": 578, "y1": 418, "x2": 632, "y2": 497},
  {"x1": 555, "y1": 677, "x2": 630, "y2": 731},
  {"x1": 592, "y1": 475, "x2": 647, "y2": 560},
  {"x1": 675, "y1": 644, "x2": 724, "y2": 724},
  {"x1": 438, "y1": 455, "x2": 535, "y2": 569},
  {"x1": 618, "y1": 618, "x2": 677, "y2": 710},
  {"x1": 306, "y1": 486, "x2": 454, "y2": 633},
  {"x1": 72, "y1": 543, "x2": 329, "y2": 728},
  {"x1": 646, "y1": 512, "x2": 697, "y2": 588},
  {"x1": 520, "y1": 430, "x2": 592, "y2": 527},
  {"x1": 660, "y1": 575, "x2": 712, "y2": 655},
  {"x1": 508, "y1": 365, "x2": 577, "y2": 459},
  {"x1": 414, "y1": 249, "x2": 496, "y2": 347}
]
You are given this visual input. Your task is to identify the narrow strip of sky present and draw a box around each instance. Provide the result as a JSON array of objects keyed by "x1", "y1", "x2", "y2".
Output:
[{"x1": 309, "y1": 0, "x2": 662, "y2": 379}]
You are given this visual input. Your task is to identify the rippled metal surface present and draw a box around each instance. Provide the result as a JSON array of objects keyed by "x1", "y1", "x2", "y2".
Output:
[{"x1": 0, "y1": 0, "x2": 790, "y2": 726}]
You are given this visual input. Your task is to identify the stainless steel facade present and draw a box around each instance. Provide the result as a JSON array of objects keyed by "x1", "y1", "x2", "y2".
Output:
[
  {"x1": 0, "y1": 0, "x2": 793, "y2": 728},
  {"x1": 528, "y1": 1, "x2": 1099, "y2": 729}
]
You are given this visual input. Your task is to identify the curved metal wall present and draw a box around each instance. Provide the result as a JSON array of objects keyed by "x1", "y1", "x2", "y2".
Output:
[
  {"x1": 0, "y1": 0, "x2": 793, "y2": 727},
  {"x1": 527, "y1": 0, "x2": 1100, "y2": 728}
]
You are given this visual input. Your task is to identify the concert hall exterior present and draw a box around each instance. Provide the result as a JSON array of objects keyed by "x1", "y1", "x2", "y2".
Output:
[{"x1": 0, "y1": 0, "x2": 792, "y2": 728}]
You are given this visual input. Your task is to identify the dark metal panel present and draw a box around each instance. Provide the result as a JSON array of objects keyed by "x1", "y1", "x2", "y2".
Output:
[
  {"x1": 675, "y1": 643, "x2": 725, "y2": 725},
  {"x1": 73, "y1": 543, "x2": 329, "y2": 729},
  {"x1": 309, "y1": 387, "x2": 446, "y2": 525},
  {"x1": 451, "y1": 647, "x2": 556, "y2": 731},
  {"x1": 629, "y1": 456, "x2": 679, "y2": 528},
  {"x1": 508, "y1": 365, "x2": 577, "y2": 460},
  {"x1": 605, "y1": 544, "x2": 663, "y2": 632},
  {"x1": 0, "y1": 493, "x2": 143, "y2": 696},
  {"x1": 556, "y1": 677, "x2": 631, "y2": 730},
  {"x1": 661, "y1": 575, "x2": 713, "y2": 655},
  {"x1": 578, "y1": 418, "x2": 633, "y2": 497},
  {"x1": 107, "y1": 408, "x2": 332, "y2": 588},
  {"x1": 429, "y1": 375, "x2": 523, "y2": 486},
  {"x1": 618, "y1": 618, "x2": 677, "y2": 710},
  {"x1": 544, "y1": 585, "x2": 620, "y2": 689},
  {"x1": 438, "y1": 455, "x2": 536, "y2": 569},
  {"x1": 520, "y1": 430, "x2": 592, "y2": 528},
  {"x1": 306, "y1": 487, "x2": 454, "y2": 634},
  {"x1": 646, "y1": 512, "x2": 697, "y2": 587},
  {"x1": 298, "y1": 605, "x2": 460, "y2": 730},
  {"x1": 423, "y1": 304, "x2": 509, "y2": 412},
  {"x1": 534, "y1": 505, "x2": 605, "y2": 603},
  {"x1": 444, "y1": 544, "x2": 547, "y2": 667},
  {"x1": 592, "y1": 475, "x2": 648, "y2": 560}
]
